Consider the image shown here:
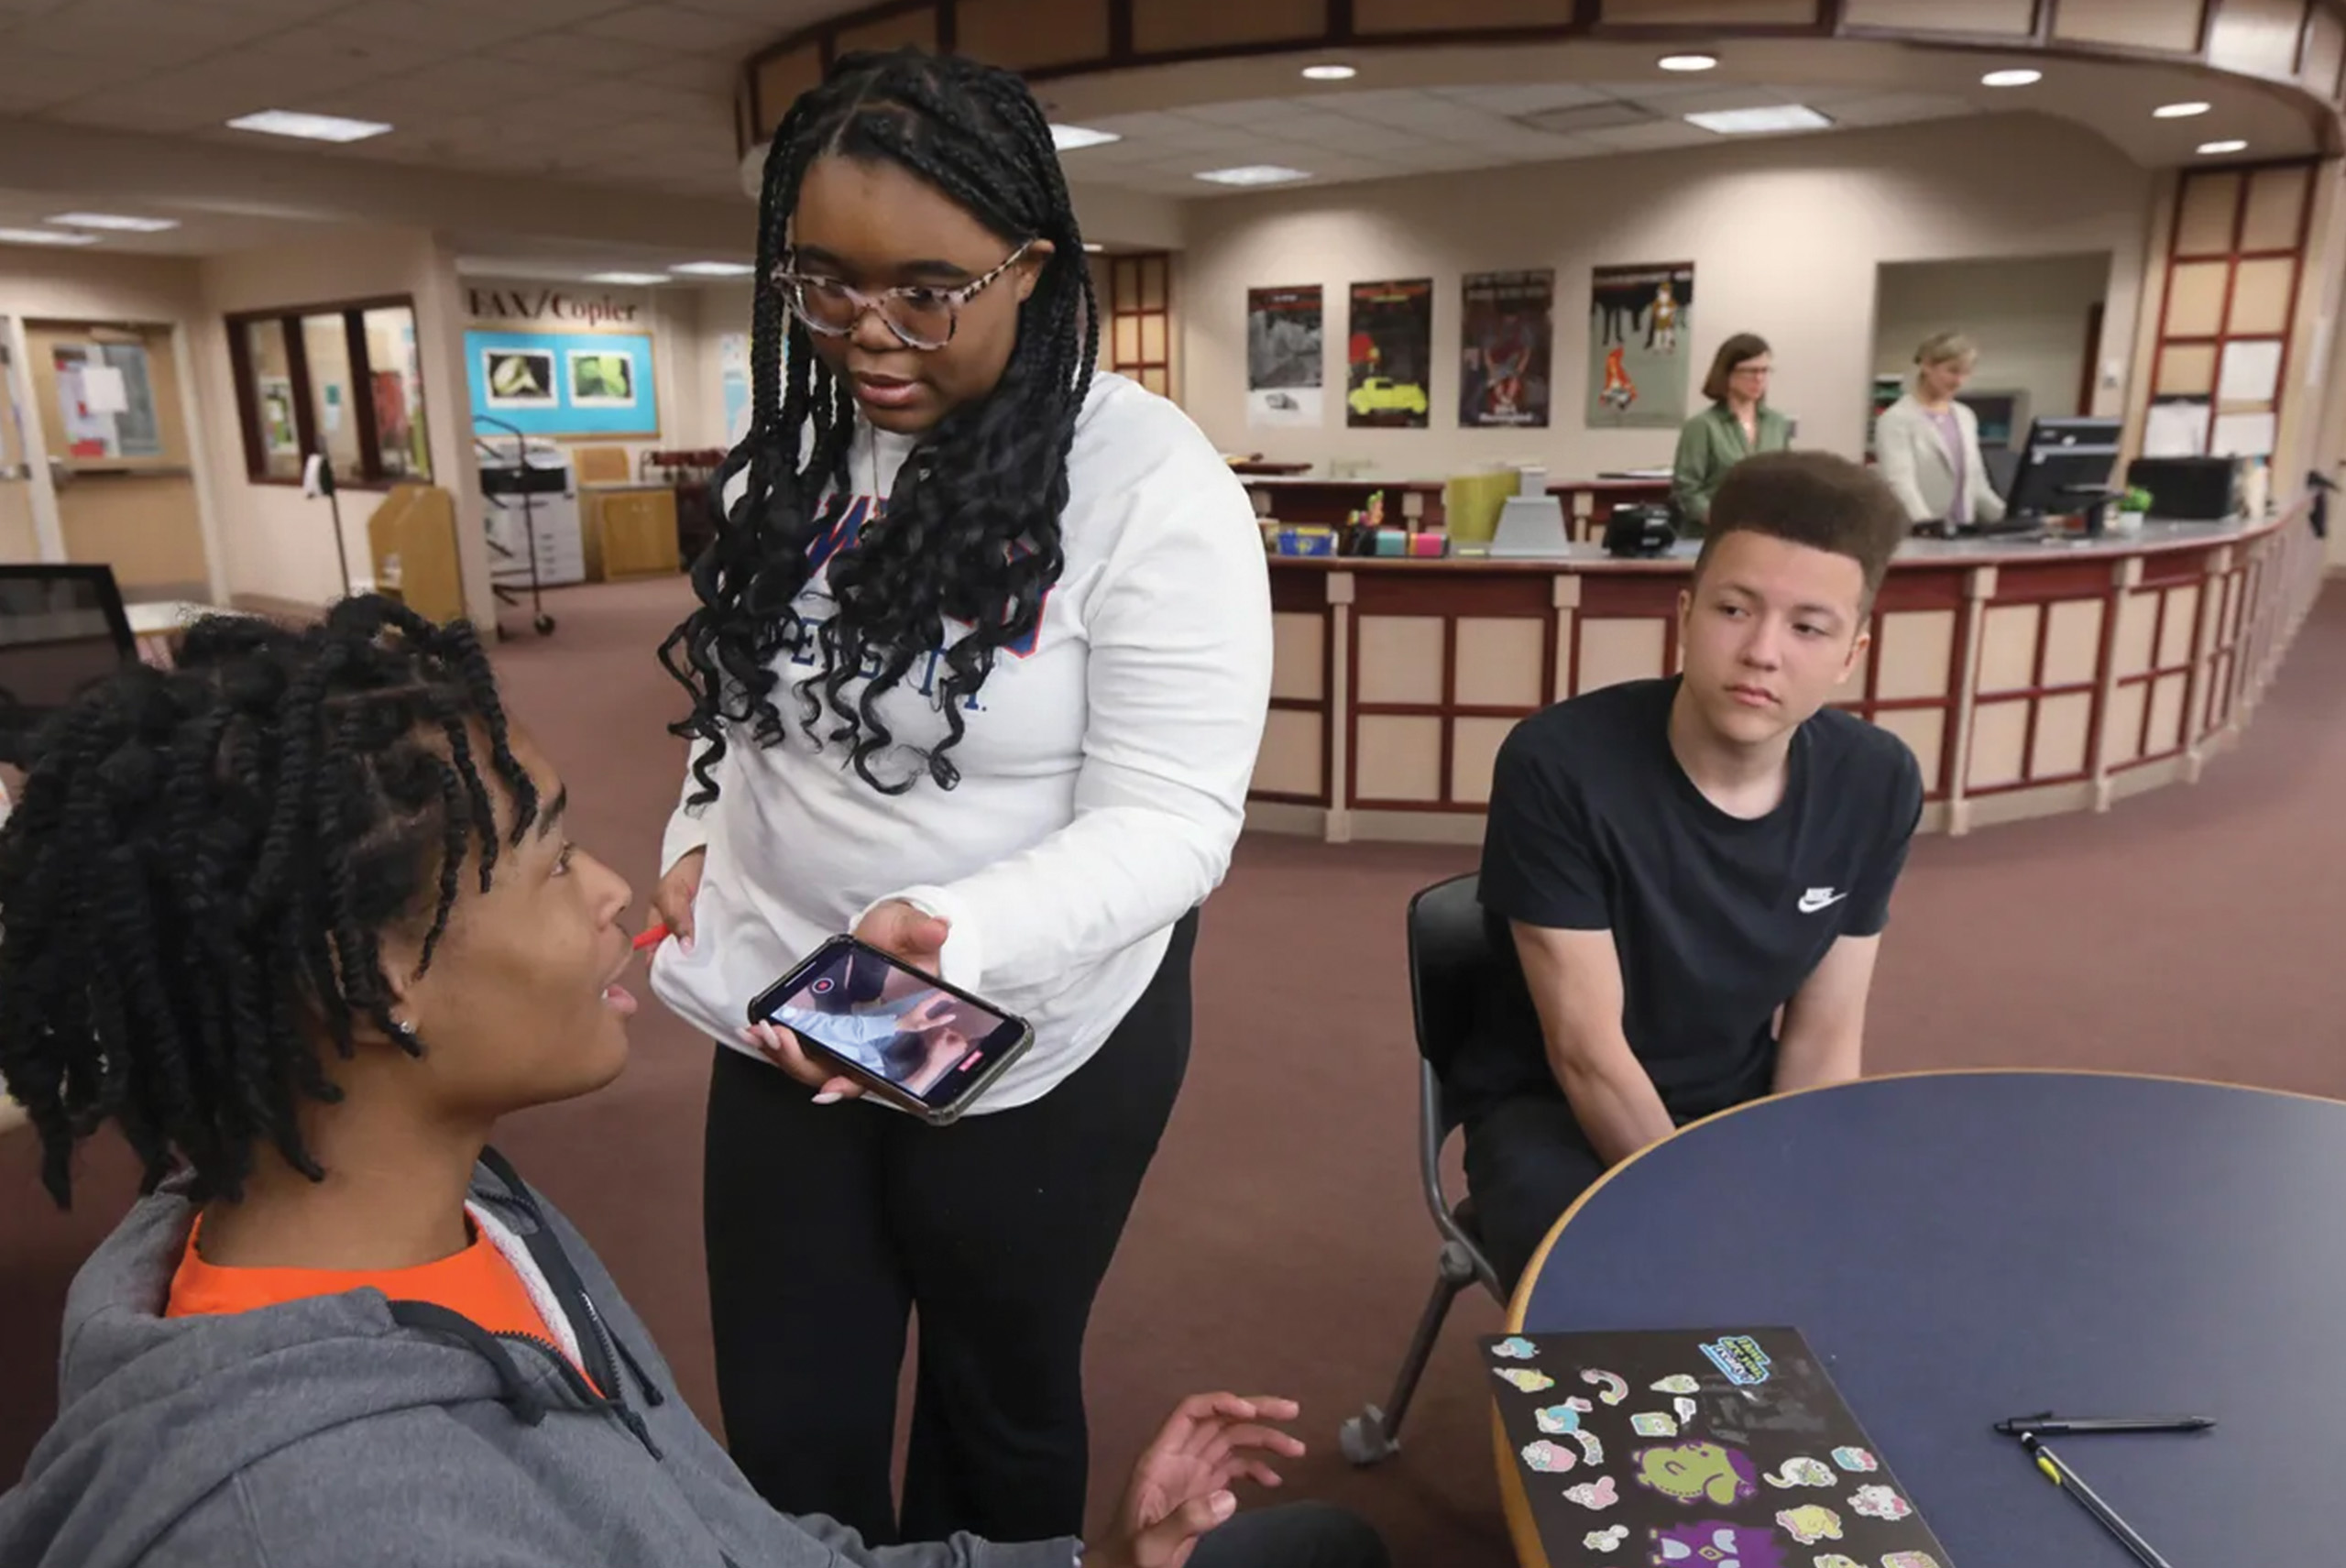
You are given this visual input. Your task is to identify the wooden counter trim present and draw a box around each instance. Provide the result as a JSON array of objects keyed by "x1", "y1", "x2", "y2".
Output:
[{"x1": 1253, "y1": 502, "x2": 2322, "y2": 840}]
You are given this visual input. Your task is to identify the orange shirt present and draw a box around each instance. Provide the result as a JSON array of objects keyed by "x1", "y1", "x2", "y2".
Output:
[{"x1": 168, "y1": 1213, "x2": 594, "y2": 1387}]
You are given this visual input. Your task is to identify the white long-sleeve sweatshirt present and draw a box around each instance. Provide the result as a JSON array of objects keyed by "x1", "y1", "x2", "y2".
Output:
[{"x1": 651, "y1": 371, "x2": 1272, "y2": 1111}]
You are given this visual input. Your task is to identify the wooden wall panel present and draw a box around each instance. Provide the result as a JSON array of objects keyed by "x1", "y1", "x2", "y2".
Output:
[
  {"x1": 2052, "y1": 0, "x2": 2206, "y2": 53},
  {"x1": 1844, "y1": 0, "x2": 2036, "y2": 33},
  {"x1": 755, "y1": 41, "x2": 825, "y2": 131},
  {"x1": 2242, "y1": 163, "x2": 2312, "y2": 247},
  {"x1": 2228, "y1": 258, "x2": 2297, "y2": 332},
  {"x1": 1356, "y1": 0, "x2": 1562, "y2": 28},
  {"x1": 2207, "y1": 0, "x2": 2311, "y2": 79},
  {"x1": 835, "y1": 7, "x2": 940, "y2": 57},
  {"x1": 957, "y1": 0, "x2": 1112, "y2": 70},
  {"x1": 2175, "y1": 171, "x2": 2244, "y2": 254},
  {"x1": 1132, "y1": 0, "x2": 1326, "y2": 53}
]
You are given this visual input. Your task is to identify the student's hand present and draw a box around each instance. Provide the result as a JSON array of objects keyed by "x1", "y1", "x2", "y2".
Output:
[
  {"x1": 737, "y1": 1020, "x2": 861, "y2": 1104},
  {"x1": 1081, "y1": 1395, "x2": 1305, "y2": 1568},
  {"x1": 653, "y1": 849, "x2": 706, "y2": 952},
  {"x1": 895, "y1": 992, "x2": 953, "y2": 1035},
  {"x1": 854, "y1": 899, "x2": 949, "y2": 977}
]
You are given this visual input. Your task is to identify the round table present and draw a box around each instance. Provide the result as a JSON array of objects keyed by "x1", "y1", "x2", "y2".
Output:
[{"x1": 1501, "y1": 1070, "x2": 2346, "y2": 1567}]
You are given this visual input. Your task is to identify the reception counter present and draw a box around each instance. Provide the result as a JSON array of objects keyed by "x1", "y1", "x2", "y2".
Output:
[{"x1": 1248, "y1": 500, "x2": 2325, "y2": 842}]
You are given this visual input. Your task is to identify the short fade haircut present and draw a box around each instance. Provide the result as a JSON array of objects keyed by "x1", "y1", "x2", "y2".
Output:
[{"x1": 1694, "y1": 450, "x2": 1911, "y2": 609}]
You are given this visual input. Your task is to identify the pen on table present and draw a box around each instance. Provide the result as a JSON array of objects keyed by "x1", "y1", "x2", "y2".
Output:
[
  {"x1": 633, "y1": 923, "x2": 671, "y2": 951},
  {"x1": 2022, "y1": 1433, "x2": 2174, "y2": 1568},
  {"x1": 1995, "y1": 1412, "x2": 2216, "y2": 1436}
]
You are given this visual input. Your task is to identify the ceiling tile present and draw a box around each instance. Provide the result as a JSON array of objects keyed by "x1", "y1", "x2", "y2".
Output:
[
  {"x1": 1583, "y1": 120, "x2": 1715, "y2": 151},
  {"x1": 326, "y1": 2, "x2": 551, "y2": 50},
  {"x1": 7, "y1": 0, "x2": 291, "y2": 56},
  {"x1": 0, "y1": 48, "x2": 162, "y2": 110},
  {"x1": 626, "y1": 52, "x2": 739, "y2": 92},
  {"x1": 489, "y1": 31, "x2": 667, "y2": 76},
  {"x1": 1434, "y1": 82, "x2": 1610, "y2": 115},
  {"x1": 577, "y1": 4, "x2": 773, "y2": 51}
]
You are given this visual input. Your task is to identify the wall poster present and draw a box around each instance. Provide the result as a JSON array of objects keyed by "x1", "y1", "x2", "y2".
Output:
[
  {"x1": 463, "y1": 328, "x2": 658, "y2": 437},
  {"x1": 1347, "y1": 277, "x2": 1432, "y2": 429},
  {"x1": 1460, "y1": 269, "x2": 1555, "y2": 429},
  {"x1": 1586, "y1": 261, "x2": 1694, "y2": 430},
  {"x1": 1246, "y1": 285, "x2": 1323, "y2": 428},
  {"x1": 718, "y1": 331, "x2": 753, "y2": 445},
  {"x1": 50, "y1": 341, "x2": 161, "y2": 461}
]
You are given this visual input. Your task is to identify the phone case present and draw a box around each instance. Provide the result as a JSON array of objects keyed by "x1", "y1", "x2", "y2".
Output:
[{"x1": 747, "y1": 935, "x2": 1036, "y2": 1126}]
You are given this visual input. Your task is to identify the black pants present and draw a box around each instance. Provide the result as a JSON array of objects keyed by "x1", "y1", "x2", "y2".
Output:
[
  {"x1": 1463, "y1": 1055, "x2": 1774, "y2": 1291},
  {"x1": 705, "y1": 915, "x2": 1196, "y2": 1546},
  {"x1": 1189, "y1": 1504, "x2": 1390, "y2": 1568}
]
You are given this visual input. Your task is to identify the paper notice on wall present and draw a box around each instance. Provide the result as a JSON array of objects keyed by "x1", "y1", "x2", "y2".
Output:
[
  {"x1": 2143, "y1": 399, "x2": 2209, "y2": 457},
  {"x1": 2216, "y1": 339, "x2": 2281, "y2": 403},
  {"x1": 2209, "y1": 410, "x2": 2275, "y2": 458},
  {"x1": 79, "y1": 364, "x2": 129, "y2": 414}
]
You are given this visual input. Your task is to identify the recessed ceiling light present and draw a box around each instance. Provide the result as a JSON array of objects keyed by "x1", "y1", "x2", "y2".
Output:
[
  {"x1": 2198, "y1": 138, "x2": 2249, "y2": 155},
  {"x1": 671, "y1": 261, "x2": 755, "y2": 277},
  {"x1": 586, "y1": 272, "x2": 668, "y2": 285},
  {"x1": 1301, "y1": 63, "x2": 1357, "y2": 81},
  {"x1": 1194, "y1": 164, "x2": 1313, "y2": 186},
  {"x1": 1980, "y1": 68, "x2": 2042, "y2": 87},
  {"x1": 226, "y1": 109, "x2": 392, "y2": 143},
  {"x1": 1050, "y1": 124, "x2": 1120, "y2": 151},
  {"x1": 47, "y1": 212, "x2": 179, "y2": 233},
  {"x1": 1659, "y1": 53, "x2": 1718, "y2": 71},
  {"x1": 1683, "y1": 104, "x2": 1833, "y2": 136},
  {"x1": 2154, "y1": 101, "x2": 2212, "y2": 118},
  {"x1": 0, "y1": 227, "x2": 98, "y2": 247}
]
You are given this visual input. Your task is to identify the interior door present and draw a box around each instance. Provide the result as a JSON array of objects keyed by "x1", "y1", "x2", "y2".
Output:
[
  {"x1": 0, "y1": 331, "x2": 38, "y2": 563},
  {"x1": 25, "y1": 320, "x2": 209, "y2": 600}
]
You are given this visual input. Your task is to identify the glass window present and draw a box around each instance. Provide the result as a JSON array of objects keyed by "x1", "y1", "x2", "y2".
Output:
[
  {"x1": 300, "y1": 312, "x2": 363, "y2": 480},
  {"x1": 245, "y1": 318, "x2": 301, "y2": 481},
  {"x1": 363, "y1": 306, "x2": 429, "y2": 481},
  {"x1": 227, "y1": 298, "x2": 431, "y2": 488}
]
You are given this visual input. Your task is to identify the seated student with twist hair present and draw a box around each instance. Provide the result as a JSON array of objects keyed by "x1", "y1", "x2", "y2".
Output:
[
  {"x1": 1458, "y1": 452, "x2": 1925, "y2": 1288},
  {"x1": 0, "y1": 598, "x2": 1385, "y2": 1568}
]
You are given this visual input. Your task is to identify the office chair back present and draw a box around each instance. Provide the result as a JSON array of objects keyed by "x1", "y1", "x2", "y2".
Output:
[
  {"x1": 1407, "y1": 872, "x2": 1507, "y2": 1090},
  {"x1": 0, "y1": 564, "x2": 137, "y2": 767}
]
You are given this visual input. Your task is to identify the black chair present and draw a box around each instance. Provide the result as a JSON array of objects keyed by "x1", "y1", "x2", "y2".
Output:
[
  {"x1": 1340, "y1": 872, "x2": 1508, "y2": 1465},
  {"x1": 0, "y1": 564, "x2": 137, "y2": 768}
]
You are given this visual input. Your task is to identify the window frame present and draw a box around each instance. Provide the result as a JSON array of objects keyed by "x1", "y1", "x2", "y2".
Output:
[{"x1": 225, "y1": 294, "x2": 424, "y2": 490}]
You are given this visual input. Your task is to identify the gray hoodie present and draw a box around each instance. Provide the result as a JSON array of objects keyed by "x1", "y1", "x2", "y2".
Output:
[{"x1": 0, "y1": 1151, "x2": 1073, "y2": 1568}]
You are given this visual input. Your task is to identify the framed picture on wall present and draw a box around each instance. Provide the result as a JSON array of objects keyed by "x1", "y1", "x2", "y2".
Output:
[
  {"x1": 567, "y1": 349, "x2": 636, "y2": 409},
  {"x1": 482, "y1": 348, "x2": 557, "y2": 410}
]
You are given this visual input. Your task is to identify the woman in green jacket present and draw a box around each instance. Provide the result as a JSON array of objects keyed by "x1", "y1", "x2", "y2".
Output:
[{"x1": 1672, "y1": 332, "x2": 1792, "y2": 532}]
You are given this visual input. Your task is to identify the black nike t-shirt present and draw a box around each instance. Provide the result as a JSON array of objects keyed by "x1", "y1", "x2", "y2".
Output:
[{"x1": 1455, "y1": 675, "x2": 1924, "y2": 1120}]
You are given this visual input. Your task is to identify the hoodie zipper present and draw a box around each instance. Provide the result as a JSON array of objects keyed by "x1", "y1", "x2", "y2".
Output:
[
  {"x1": 385, "y1": 1299, "x2": 662, "y2": 1459},
  {"x1": 499, "y1": 1331, "x2": 663, "y2": 1459}
]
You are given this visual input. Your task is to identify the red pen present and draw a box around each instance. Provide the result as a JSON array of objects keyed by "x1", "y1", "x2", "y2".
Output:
[{"x1": 633, "y1": 923, "x2": 671, "y2": 950}]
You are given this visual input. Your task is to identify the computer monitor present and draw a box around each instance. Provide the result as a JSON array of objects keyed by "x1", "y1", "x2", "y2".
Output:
[
  {"x1": 2002, "y1": 416, "x2": 2123, "y2": 532},
  {"x1": 0, "y1": 565, "x2": 137, "y2": 767}
]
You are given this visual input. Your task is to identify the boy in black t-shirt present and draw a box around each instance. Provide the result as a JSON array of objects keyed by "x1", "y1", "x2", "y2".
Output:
[{"x1": 1463, "y1": 450, "x2": 1924, "y2": 1288}]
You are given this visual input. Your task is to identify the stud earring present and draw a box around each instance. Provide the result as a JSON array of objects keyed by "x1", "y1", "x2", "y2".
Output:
[{"x1": 390, "y1": 1017, "x2": 419, "y2": 1043}]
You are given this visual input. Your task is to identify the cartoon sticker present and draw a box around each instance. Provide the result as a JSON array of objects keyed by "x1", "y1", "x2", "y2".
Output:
[
  {"x1": 1634, "y1": 1441, "x2": 1760, "y2": 1506},
  {"x1": 1763, "y1": 1457, "x2": 1836, "y2": 1489},
  {"x1": 1699, "y1": 1336, "x2": 1774, "y2": 1387},
  {"x1": 1649, "y1": 1521, "x2": 1789, "y2": 1568},
  {"x1": 1829, "y1": 1446, "x2": 1877, "y2": 1473},
  {"x1": 1847, "y1": 1485, "x2": 1911, "y2": 1521},
  {"x1": 1812, "y1": 1557, "x2": 1861, "y2": 1568},
  {"x1": 1631, "y1": 1412, "x2": 1680, "y2": 1438},
  {"x1": 1673, "y1": 1397, "x2": 1698, "y2": 1423},
  {"x1": 1492, "y1": 1336, "x2": 1539, "y2": 1361},
  {"x1": 1880, "y1": 1556, "x2": 1941, "y2": 1568},
  {"x1": 1582, "y1": 1369, "x2": 1631, "y2": 1406},
  {"x1": 1584, "y1": 1525, "x2": 1629, "y2": 1553},
  {"x1": 1564, "y1": 1475, "x2": 1620, "y2": 1510},
  {"x1": 1573, "y1": 1431, "x2": 1607, "y2": 1467},
  {"x1": 1536, "y1": 1398, "x2": 1595, "y2": 1433},
  {"x1": 1650, "y1": 1374, "x2": 1701, "y2": 1395},
  {"x1": 1495, "y1": 1368, "x2": 1555, "y2": 1392},
  {"x1": 1773, "y1": 1506, "x2": 1843, "y2": 1547},
  {"x1": 1518, "y1": 1440, "x2": 1577, "y2": 1474}
]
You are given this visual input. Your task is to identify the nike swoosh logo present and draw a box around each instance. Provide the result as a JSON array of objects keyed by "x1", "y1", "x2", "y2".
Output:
[{"x1": 1797, "y1": 890, "x2": 1848, "y2": 914}]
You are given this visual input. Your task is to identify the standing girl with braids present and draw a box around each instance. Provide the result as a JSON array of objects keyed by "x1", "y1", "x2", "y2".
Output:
[{"x1": 652, "y1": 49, "x2": 1271, "y2": 1546}]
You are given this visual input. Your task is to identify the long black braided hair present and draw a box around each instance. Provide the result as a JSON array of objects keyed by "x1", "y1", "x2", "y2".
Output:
[
  {"x1": 0, "y1": 596, "x2": 539, "y2": 1208},
  {"x1": 659, "y1": 48, "x2": 1100, "y2": 797}
]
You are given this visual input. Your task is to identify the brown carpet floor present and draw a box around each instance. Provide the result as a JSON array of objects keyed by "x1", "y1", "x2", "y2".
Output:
[{"x1": 7, "y1": 572, "x2": 2346, "y2": 1566}]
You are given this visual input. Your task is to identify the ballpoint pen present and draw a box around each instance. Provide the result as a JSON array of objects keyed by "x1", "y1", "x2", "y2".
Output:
[
  {"x1": 1995, "y1": 1411, "x2": 2216, "y2": 1437},
  {"x1": 2021, "y1": 1433, "x2": 2174, "y2": 1568}
]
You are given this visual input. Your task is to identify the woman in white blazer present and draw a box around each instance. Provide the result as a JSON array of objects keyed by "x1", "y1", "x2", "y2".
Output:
[{"x1": 1874, "y1": 332, "x2": 2006, "y2": 528}]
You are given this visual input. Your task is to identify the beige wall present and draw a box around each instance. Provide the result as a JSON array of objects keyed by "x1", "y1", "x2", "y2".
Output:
[
  {"x1": 688, "y1": 281, "x2": 756, "y2": 451},
  {"x1": 1872, "y1": 253, "x2": 2111, "y2": 430},
  {"x1": 1181, "y1": 111, "x2": 2154, "y2": 476},
  {"x1": 196, "y1": 227, "x2": 493, "y2": 622}
]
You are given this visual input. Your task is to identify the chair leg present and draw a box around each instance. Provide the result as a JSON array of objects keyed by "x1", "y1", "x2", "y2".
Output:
[{"x1": 1341, "y1": 1240, "x2": 1478, "y2": 1466}]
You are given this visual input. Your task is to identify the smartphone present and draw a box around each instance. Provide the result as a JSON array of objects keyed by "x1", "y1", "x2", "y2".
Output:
[{"x1": 746, "y1": 935, "x2": 1035, "y2": 1126}]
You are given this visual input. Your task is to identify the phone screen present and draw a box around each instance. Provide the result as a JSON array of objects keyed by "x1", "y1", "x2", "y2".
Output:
[{"x1": 754, "y1": 940, "x2": 1025, "y2": 1109}]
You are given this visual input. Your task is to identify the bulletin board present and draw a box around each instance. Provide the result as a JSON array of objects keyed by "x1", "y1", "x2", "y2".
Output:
[{"x1": 464, "y1": 329, "x2": 658, "y2": 438}]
